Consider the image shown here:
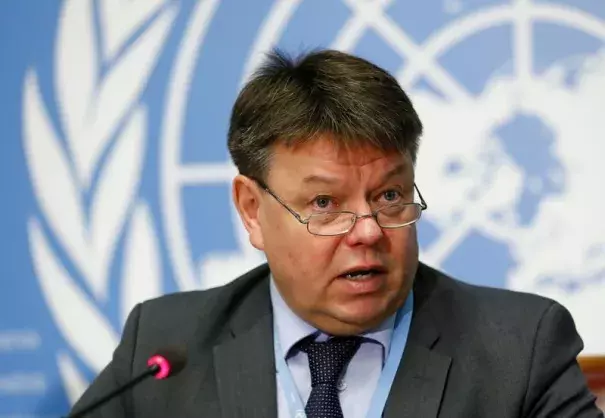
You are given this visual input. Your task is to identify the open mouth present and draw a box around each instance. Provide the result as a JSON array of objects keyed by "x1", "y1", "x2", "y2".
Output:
[{"x1": 339, "y1": 268, "x2": 386, "y2": 280}]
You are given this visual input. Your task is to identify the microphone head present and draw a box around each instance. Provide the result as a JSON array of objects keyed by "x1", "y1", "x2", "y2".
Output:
[{"x1": 147, "y1": 346, "x2": 187, "y2": 380}]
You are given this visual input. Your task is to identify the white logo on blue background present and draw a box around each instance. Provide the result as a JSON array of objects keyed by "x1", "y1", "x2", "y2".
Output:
[{"x1": 7, "y1": 0, "x2": 605, "y2": 414}]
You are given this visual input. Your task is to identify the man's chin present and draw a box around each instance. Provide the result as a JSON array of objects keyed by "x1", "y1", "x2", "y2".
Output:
[{"x1": 320, "y1": 305, "x2": 394, "y2": 336}]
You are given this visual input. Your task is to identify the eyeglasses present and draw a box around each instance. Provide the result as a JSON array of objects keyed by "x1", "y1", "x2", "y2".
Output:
[{"x1": 253, "y1": 178, "x2": 428, "y2": 237}]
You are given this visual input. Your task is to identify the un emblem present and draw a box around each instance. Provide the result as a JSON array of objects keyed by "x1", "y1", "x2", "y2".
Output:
[{"x1": 21, "y1": 0, "x2": 605, "y2": 409}]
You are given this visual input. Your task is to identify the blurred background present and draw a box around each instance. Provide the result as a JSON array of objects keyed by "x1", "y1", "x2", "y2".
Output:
[{"x1": 1, "y1": 0, "x2": 604, "y2": 415}]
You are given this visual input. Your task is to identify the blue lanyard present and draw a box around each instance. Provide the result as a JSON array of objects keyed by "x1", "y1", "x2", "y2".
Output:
[{"x1": 273, "y1": 291, "x2": 414, "y2": 418}]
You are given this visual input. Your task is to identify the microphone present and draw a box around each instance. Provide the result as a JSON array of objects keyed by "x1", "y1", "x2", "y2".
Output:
[{"x1": 65, "y1": 346, "x2": 187, "y2": 418}]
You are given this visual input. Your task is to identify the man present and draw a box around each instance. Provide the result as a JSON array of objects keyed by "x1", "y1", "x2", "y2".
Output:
[{"x1": 69, "y1": 49, "x2": 603, "y2": 417}]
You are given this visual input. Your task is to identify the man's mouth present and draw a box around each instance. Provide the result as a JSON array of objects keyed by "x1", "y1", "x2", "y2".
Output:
[{"x1": 339, "y1": 268, "x2": 386, "y2": 280}]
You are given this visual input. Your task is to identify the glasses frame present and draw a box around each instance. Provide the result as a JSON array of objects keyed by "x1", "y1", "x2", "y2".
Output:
[{"x1": 252, "y1": 178, "x2": 428, "y2": 237}]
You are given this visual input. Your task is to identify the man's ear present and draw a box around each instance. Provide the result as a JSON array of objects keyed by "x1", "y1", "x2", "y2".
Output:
[{"x1": 232, "y1": 175, "x2": 265, "y2": 250}]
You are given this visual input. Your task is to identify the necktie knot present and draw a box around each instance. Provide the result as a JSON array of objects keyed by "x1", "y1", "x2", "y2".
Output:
[{"x1": 300, "y1": 336, "x2": 362, "y2": 387}]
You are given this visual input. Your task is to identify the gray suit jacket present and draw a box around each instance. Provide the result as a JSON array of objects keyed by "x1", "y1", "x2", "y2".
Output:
[{"x1": 70, "y1": 262, "x2": 603, "y2": 417}]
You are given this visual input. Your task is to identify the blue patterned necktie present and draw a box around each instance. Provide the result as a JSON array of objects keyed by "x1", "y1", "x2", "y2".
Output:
[{"x1": 300, "y1": 336, "x2": 363, "y2": 418}]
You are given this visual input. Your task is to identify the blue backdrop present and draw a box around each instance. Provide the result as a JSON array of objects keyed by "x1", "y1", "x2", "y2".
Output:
[{"x1": 2, "y1": 0, "x2": 605, "y2": 415}]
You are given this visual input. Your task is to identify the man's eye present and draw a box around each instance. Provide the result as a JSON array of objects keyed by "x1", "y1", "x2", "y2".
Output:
[
  {"x1": 312, "y1": 196, "x2": 333, "y2": 209},
  {"x1": 382, "y1": 189, "x2": 402, "y2": 202}
]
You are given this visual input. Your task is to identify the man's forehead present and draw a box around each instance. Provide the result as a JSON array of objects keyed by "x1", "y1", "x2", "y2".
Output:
[
  {"x1": 272, "y1": 138, "x2": 412, "y2": 168},
  {"x1": 268, "y1": 139, "x2": 414, "y2": 187},
  {"x1": 299, "y1": 163, "x2": 411, "y2": 188}
]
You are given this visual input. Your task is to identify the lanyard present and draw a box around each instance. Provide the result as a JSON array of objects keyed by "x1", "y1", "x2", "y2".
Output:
[{"x1": 273, "y1": 291, "x2": 414, "y2": 418}]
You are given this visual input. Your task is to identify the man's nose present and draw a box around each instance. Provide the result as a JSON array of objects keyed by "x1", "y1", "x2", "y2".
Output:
[{"x1": 345, "y1": 213, "x2": 384, "y2": 246}]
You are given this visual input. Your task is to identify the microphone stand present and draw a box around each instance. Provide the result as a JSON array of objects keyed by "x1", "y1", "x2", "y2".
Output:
[{"x1": 64, "y1": 364, "x2": 159, "y2": 418}]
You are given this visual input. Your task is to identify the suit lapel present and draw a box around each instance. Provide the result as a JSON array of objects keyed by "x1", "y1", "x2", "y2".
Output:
[
  {"x1": 213, "y1": 276, "x2": 278, "y2": 418},
  {"x1": 383, "y1": 264, "x2": 452, "y2": 418},
  {"x1": 383, "y1": 343, "x2": 451, "y2": 417}
]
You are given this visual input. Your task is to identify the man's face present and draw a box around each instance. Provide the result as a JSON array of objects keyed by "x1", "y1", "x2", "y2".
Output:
[{"x1": 235, "y1": 136, "x2": 419, "y2": 335}]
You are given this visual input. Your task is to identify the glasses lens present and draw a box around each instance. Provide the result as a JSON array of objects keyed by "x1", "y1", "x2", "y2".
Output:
[
  {"x1": 308, "y1": 212, "x2": 355, "y2": 236},
  {"x1": 377, "y1": 203, "x2": 422, "y2": 227}
]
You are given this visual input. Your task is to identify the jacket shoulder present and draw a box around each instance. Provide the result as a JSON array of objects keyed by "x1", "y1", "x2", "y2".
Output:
[
  {"x1": 417, "y1": 263, "x2": 570, "y2": 351},
  {"x1": 420, "y1": 262, "x2": 559, "y2": 320}
]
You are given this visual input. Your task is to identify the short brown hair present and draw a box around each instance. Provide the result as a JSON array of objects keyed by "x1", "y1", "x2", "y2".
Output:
[{"x1": 227, "y1": 49, "x2": 423, "y2": 181}]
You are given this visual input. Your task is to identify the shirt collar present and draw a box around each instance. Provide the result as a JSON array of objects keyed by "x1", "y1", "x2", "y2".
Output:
[{"x1": 270, "y1": 275, "x2": 396, "y2": 360}]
